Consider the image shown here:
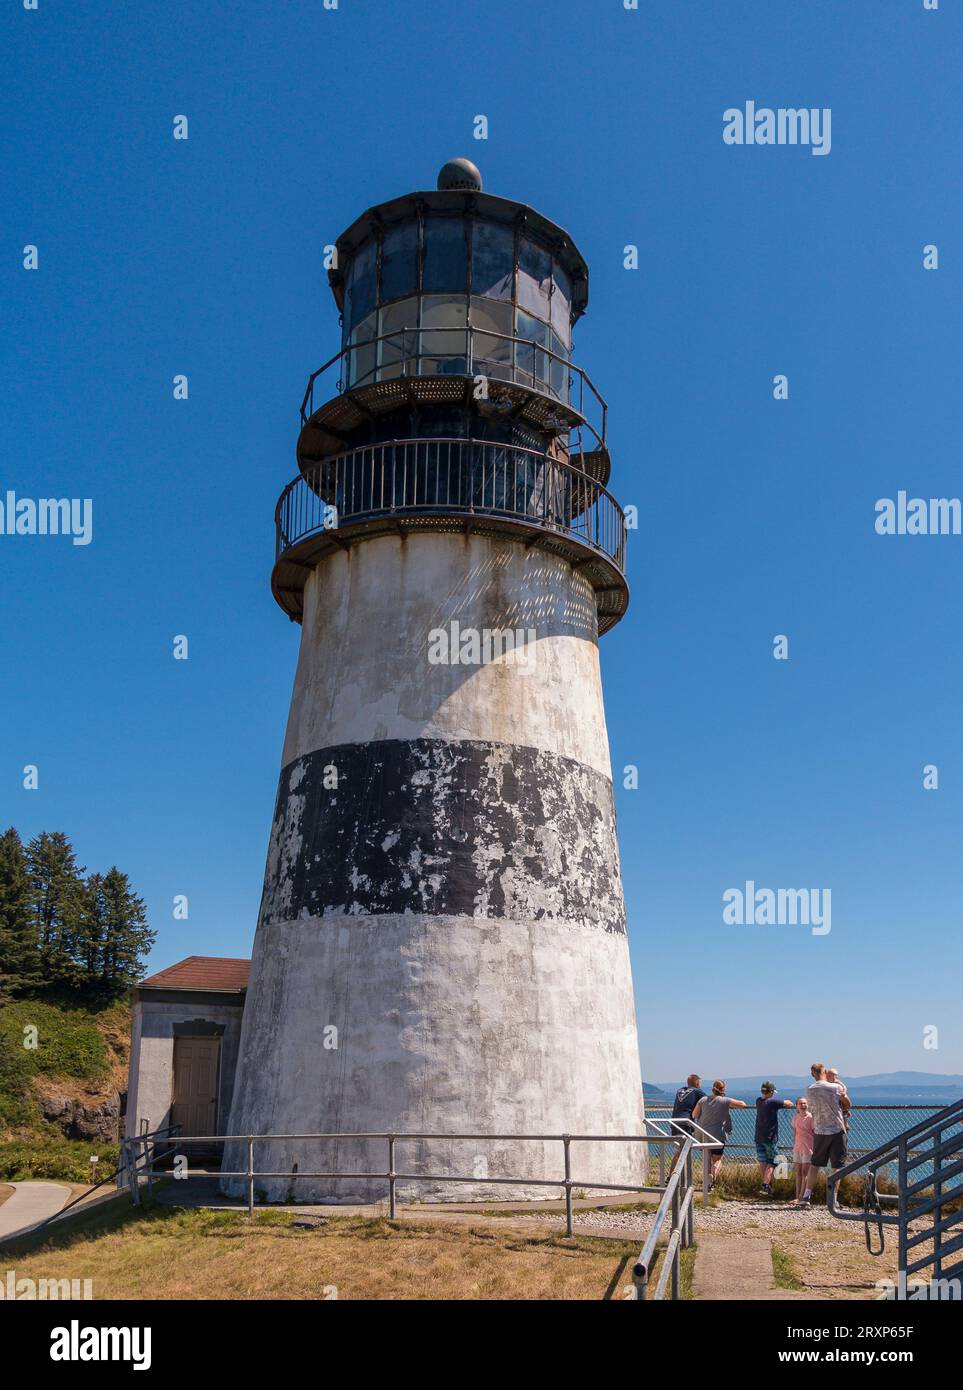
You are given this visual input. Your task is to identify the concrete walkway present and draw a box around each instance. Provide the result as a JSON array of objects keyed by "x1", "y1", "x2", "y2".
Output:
[
  {"x1": 0, "y1": 1182, "x2": 72, "y2": 1241},
  {"x1": 692, "y1": 1234, "x2": 818, "y2": 1300}
]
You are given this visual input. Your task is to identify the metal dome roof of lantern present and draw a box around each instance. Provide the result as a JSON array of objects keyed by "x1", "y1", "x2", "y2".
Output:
[
  {"x1": 327, "y1": 160, "x2": 590, "y2": 321},
  {"x1": 437, "y1": 156, "x2": 483, "y2": 191}
]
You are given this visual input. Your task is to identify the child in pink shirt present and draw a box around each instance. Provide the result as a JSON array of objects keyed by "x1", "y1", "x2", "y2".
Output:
[{"x1": 791, "y1": 1097, "x2": 815, "y2": 1204}]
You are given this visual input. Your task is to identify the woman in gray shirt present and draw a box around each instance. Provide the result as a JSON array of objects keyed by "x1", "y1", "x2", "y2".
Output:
[{"x1": 693, "y1": 1080, "x2": 749, "y2": 1189}]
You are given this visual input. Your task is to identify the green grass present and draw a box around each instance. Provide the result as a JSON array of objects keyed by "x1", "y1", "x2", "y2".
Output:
[
  {"x1": 704, "y1": 1162, "x2": 885, "y2": 1209},
  {"x1": 772, "y1": 1243, "x2": 803, "y2": 1290},
  {"x1": 0, "y1": 1187, "x2": 150, "y2": 1260},
  {"x1": 0, "y1": 999, "x2": 110, "y2": 1084}
]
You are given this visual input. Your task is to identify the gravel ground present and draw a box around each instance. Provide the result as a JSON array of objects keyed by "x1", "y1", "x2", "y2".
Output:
[{"x1": 525, "y1": 1200, "x2": 869, "y2": 1238}]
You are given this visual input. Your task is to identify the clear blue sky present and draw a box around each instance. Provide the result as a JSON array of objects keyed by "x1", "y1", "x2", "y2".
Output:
[{"x1": 3, "y1": 1, "x2": 960, "y2": 1079}]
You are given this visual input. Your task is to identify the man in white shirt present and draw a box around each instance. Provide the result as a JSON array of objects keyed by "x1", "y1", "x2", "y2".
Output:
[{"x1": 798, "y1": 1061, "x2": 851, "y2": 1209}]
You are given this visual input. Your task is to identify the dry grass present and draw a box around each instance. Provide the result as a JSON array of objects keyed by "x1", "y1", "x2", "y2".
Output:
[
  {"x1": 7, "y1": 1204, "x2": 644, "y2": 1301},
  {"x1": 770, "y1": 1225, "x2": 899, "y2": 1300}
]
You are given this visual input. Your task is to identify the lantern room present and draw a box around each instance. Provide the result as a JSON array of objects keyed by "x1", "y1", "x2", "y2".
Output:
[{"x1": 328, "y1": 160, "x2": 589, "y2": 404}]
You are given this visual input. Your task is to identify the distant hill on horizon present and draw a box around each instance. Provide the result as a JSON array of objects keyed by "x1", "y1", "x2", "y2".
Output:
[
  {"x1": 651, "y1": 1071, "x2": 963, "y2": 1100},
  {"x1": 642, "y1": 1082, "x2": 671, "y2": 1101}
]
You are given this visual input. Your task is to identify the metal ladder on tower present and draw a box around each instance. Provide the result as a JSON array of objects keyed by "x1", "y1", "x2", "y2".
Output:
[{"x1": 826, "y1": 1096, "x2": 963, "y2": 1298}]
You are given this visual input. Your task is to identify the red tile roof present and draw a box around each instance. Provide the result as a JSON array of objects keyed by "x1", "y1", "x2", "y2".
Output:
[{"x1": 139, "y1": 956, "x2": 251, "y2": 992}]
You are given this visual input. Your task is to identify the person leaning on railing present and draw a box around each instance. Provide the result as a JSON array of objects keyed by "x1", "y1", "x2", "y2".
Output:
[
  {"x1": 755, "y1": 1081, "x2": 795, "y2": 1197},
  {"x1": 665, "y1": 1073, "x2": 707, "y2": 1176},
  {"x1": 692, "y1": 1081, "x2": 749, "y2": 1190}
]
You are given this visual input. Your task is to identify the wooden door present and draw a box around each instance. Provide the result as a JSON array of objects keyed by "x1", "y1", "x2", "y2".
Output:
[{"x1": 171, "y1": 1036, "x2": 220, "y2": 1139}]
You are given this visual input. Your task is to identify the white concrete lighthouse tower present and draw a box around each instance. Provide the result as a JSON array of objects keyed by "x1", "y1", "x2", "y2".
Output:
[{"x1": 225, "y1": 160, "x2": 644, "y2": 1201}]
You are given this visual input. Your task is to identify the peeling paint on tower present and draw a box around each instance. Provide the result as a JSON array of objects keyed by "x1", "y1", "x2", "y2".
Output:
[{"x1": 260, "y1": 739, "x2": 626, "y2": 930}]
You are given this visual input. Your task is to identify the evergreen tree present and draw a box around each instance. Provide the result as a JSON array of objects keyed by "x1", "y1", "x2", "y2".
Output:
[
  {"x1": 93, "y1": 867, "x2": 155, "y2": 997},
  {"x1": 26, "y1": 831, "x2": 85, "y2": 989},
  {"x1": 76, "y1": 872, "x2": 108, "y2": 987},
  {"x1": 0, "y1": 827, "x2": 41, "y2": 998}
]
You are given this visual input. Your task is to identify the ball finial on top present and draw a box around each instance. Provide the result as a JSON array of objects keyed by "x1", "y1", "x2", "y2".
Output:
[{"x1": 437, "y1": 157, "x2": 483, "y2": 192}]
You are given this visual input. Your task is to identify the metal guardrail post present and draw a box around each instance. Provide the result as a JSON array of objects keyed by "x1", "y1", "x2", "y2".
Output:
[
  {"x1": 702, "y1": 1145, "x2": 710, "y2": 1207},
  {"x1": 897, "y1": 1135, "x2": 907, "y2": 1297},
  {"x1": 247, "y1": 1136, "x2": 254, "y2": 1217},
  {"x1": 130, "y1": 1139, "x2": 140, "y2": 1206},
  {"x1": 388, "y1": 1135, "x2": 397, "y2": 1219},
  {"x1": 685, "y1": 1145, "x2": 694, "y2": 1248},
  {"x1": 933, "y1": 1126, "x2": 943, "y2": 1281},
  {"x1": 670, "y1": 1180, "x2": 680, "y2": 1297},
  {"x1": 658, "y1": 1143, "x2": 665, "y2": 1187},
  {"x1": 563, "y1": 1135, "x2": 573, "y2": 1237}
]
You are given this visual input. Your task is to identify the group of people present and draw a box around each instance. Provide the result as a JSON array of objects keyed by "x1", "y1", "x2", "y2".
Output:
[{"x1": 670, "y1": 1063, "x2": 852, "y2": 1207}]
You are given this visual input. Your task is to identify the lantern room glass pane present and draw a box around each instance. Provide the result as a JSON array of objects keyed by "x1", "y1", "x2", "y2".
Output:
[
  {"x1": 420, "y1": 295, "x2": 468, "y2": 375},
  {"x1": 346, "y1": 239, "x2": 377, "y2": 330},
  {"x1": 378, "y1": 297, "x2": 418, "y2": 379},
  {"x1": 423, "y1": 217, "x2": 469, "y2": 293},
  {"x1": 549, "y1": 330, "x2": 569, "y2": 401},
  {"x1": 380, "y1": 222, "x2": 418, "y2": 305},
  {"x1": 550, "y1": 260, "x2": 572, "y2": 343},
  {"x1": 517, "y1": 236, "x2": 552, "y2": 321},
  {"x1": 346, "y1": 312, "x2": 377, "y2": 388},
  {"x1": 471, "y1": 221, "x2": 514, "y2": 300},
  {"x1": 470, "y1": 296, "x2": 513, "y2": 383},
  {"x1": 515, "y1": 309, "x2": 551, "y2": 393}
]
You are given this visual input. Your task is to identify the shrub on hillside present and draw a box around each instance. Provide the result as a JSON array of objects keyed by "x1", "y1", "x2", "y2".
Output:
[
  {"x1": 0, "y1": 1000, "x2": 111, "y2": 1143},
  {"x1": 0, "y1": 1137, "x2": 120, "y2": 1183},
  {"x1": 0, "y1": 1000, "x2": 108, "y2": 1082}
]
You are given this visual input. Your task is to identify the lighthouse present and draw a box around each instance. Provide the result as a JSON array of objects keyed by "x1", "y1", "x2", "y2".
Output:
[{"x1": 224, "y1": 159, "x2": 644, "y2": 1201}]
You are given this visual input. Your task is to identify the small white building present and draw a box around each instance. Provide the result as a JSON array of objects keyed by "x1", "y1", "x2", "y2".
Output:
[{"x1": 125, "y1": 956, "x2": 249, "y2": 1146}]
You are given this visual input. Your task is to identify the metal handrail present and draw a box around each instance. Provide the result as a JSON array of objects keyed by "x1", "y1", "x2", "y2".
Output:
[
  {"x1": 275, "y1": 438, "x2": 627, "y2": 576},
  {"x1": 299, "y1": 323, "x2": 608, "y2": 449},
  {"x1": 644, "y1": 1115, "x2": 725, "y2": 1147},
  {"x1": 827, "y1": 1097, "x2": 963, "y2": 1295},
  {"x1": 124, "y1": 1126, "x2": 699, "y2": 1291},
  {"x1": 828, "y1": 1099, "x2": 963, "y2": 1206},
  {"x1": 646, "y1": 1102, "x2": 955, "y2": 1166},
  {"x1": 633, "y1": 1135, "x2": 696, "y2": 1301}
]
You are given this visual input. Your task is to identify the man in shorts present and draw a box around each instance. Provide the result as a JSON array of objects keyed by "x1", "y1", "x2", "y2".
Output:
[
  {"x1": 754, "y1": 1081, "x2": 793, "y2": 1197},
  {"x1": 800, "y1": 1061, "x2": 851, "y2": 1208}
]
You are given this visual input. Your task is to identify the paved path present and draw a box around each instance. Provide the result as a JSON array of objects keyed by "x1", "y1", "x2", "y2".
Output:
[
  {"x1": 692, "y1": 1234, "x2": 817, "y2": 1300},
  {"x1": 0, "y1": 1182, "x2": 72, "y2": 1241}
]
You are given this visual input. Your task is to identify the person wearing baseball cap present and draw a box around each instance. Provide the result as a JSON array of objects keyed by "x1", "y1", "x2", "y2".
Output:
[{"x1": 755, "y1": 1081, "x2": 793, "y2": 1197}]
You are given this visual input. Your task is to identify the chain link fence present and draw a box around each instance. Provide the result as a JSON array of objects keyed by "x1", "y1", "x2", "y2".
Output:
[{"x1": 645, "y1": 1104, "x2": 953, "y2": 1182}]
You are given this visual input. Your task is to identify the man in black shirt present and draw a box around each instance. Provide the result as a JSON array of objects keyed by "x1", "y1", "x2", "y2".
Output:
[{"x1": 671, "y1": 1073, "x2": 707, "y2": 1138}]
